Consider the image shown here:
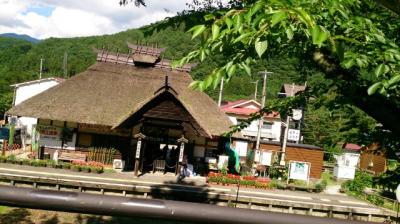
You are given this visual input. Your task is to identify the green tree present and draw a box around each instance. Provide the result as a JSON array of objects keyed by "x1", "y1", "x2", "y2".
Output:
[{"x1": 177, "y1": 0, "x2": 400, "y2": 137}]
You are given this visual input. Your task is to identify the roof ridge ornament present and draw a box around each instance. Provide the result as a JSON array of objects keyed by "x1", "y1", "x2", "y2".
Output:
[{"x1": 154, "y1": 76, "x2": 178, "y2": 95}]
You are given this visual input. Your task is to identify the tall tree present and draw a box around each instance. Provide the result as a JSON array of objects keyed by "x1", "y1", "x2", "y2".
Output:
[{"x1": 177, "y1": 0, "x2": 400, "y2": 137}]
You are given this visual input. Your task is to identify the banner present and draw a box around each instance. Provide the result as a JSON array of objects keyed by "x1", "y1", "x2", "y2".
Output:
[{"x1": 235, "y1": 141, "x2": 248, "y2": 157}]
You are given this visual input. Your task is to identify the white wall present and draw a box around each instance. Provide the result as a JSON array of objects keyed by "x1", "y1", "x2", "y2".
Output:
[
  {"x1": 228, "y1": 115, "x2": 281, "y2": 142},
  {"x1": 14, "y1": 80, "x2": 59, "y2": 106},
  {"x1": 13, "y1": 80, "x2": 60, "y2": 143}
]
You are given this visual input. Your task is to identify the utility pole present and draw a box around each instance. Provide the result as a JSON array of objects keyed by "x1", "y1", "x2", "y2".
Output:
[
  {"x1": 251, "y1": 80, "x2": 259, "y2": 101},
  {"x1": 39, "y1": 58, "x2": 44, "y2": 79},
  {"x1": 280, "y1": 83, "x2": 295, "y2": 166},
  {"x1": 63, "y1": 52, "x2": 68, "y2": 78},
  {"x1": 217, "y1": 77, "x2": 224, "y2": 106},
  {"x1": 255, "y1": 71, "x2": 272, "y2": 153}
]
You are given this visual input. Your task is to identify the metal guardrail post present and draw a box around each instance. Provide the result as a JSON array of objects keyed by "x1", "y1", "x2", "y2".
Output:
[{"x1": 0, "y1": 185, "x2": 373, "y2": 224}]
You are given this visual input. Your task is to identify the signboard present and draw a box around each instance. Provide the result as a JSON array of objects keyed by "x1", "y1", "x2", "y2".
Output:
[
  {"x1": 218, "y1": 155, "x2": 229, "y2": 169},
  {"x1": 37, "y1": 125, "x2": 61, "y2": 140},
  {"x1": 288, "y1": 161, "x2": 310, "y2": 182},
  {"x1": 78, "y1": 123, "x2": 130, "y2": 136},
  {"x1": 260, "y1": 151, "x2": 272, "y2": 166},
  {"x1": 235, "y1": 141, "x2": 248, "y2": 157},
  {"x1": 135, "y1": 140, "x2": 142, "y2": 159},
  {"x1": 179, "y1": 143, "x2": 185, "y2": 162},
  {"x1": 396, "y1": 184, "x2": 400, "y2": 202},
  {"x1": 288, "y1": 129, "x2": 300, "y2": 141}
]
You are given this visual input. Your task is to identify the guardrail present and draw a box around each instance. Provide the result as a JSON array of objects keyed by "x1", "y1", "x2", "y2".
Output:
[
  {"x1": 0, "y1": 172, "x2": 397, "y2": 222},
  {"x1": 0, "y1": 185, "x2": 373, "y2": 224}
]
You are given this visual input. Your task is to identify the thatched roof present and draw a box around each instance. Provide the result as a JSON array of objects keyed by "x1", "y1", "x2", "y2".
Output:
[{"x1": 7, "y1": 62, "x2": 234, "y2": 138}]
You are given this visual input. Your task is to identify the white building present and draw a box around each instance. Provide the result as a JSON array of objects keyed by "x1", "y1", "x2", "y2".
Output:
[
  {"x1": 10, "y1": 77, "x2": 64, "y2": 144},
  {"x1": 220, "y1": 99, "x2": 281, "y2": 142},
  {"x1": 333, "y1": 143, "x2": 361, "y2": 180}
]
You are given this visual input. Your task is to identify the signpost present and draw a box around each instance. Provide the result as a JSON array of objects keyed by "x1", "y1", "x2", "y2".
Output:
[{"x1": 133, "y1": 133, "x2": 146, "y2": 177}]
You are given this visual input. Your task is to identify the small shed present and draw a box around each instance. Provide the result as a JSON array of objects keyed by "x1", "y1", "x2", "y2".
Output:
[{"x1": 234, "y1": 139, "x2": 324, "y2": 179}]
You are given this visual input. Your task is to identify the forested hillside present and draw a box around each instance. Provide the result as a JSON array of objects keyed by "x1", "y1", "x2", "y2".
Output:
[{"x1": 0, "y1": 14, "x2": 377, "y2": 151}]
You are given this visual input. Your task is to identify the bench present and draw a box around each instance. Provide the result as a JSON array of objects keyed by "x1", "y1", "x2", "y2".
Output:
[{"x1": 58, "y1": 150, "x2": 87, "y2": 162}]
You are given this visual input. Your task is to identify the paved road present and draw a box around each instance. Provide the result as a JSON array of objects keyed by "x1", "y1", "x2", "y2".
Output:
[{"x1": 0, "y1": 163, "x2": 382, "y2": 213}]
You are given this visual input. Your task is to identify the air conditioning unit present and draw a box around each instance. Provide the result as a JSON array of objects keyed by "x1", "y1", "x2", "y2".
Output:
[{"x1": 113, "y1": 159, "x2": 125, "y2": 170}]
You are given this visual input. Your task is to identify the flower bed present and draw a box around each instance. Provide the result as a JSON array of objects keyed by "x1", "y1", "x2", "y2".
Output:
[
  {"x1": 0, "y1": 155, "x2": 104, "y2": 174},
  {"x1": 207, "y1": 172, "x2": 271, "y2": 189}
]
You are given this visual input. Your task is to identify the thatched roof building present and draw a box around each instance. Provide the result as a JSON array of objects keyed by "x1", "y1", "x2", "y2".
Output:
[{"x1": 7, "y1": 55, "x2": 233, "y2": 138}]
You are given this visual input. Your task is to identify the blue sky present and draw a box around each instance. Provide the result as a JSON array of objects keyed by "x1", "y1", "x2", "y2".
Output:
[
  {"x1": 26, "y1": 5, "x2": 55, "y2": 17},
  {"x1": 0, "y1": 0, "x2": 192, "y2": 39}
]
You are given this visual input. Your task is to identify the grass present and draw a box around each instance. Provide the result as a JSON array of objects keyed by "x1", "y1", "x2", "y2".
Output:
[{"x1": 0, "y1": 206, "x2": 8, "y2": 214}]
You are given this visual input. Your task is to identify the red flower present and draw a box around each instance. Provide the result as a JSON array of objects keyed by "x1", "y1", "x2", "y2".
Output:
[
  {"x1": 256, "y1": 178, "x2": 271, "y2": 183},
  {"x1": 243, "y1": 176, "x2": 256, "y2": 181}
]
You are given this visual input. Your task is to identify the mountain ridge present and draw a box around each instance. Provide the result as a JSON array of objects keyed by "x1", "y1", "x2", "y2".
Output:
[{"x1": 0, "y1": 33, "x2": 40, "y2": 43}]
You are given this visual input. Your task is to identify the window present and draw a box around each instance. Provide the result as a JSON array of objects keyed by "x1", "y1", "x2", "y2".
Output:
[{"x1": 262, "y1": 122, "x2": 272, "y2": 129}]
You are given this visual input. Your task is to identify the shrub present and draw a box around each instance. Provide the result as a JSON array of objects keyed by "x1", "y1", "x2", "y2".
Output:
[
  {"x1": 61, "y1": 162, "x2": 71, "y2": 169},
  {"x1": 220, "y1": 167, "x2": 228, "y2": 176},
  {"x1": 90, "y1": 166, "x2": 103, "y2": 174},
  {"x1": 46, "y1": 160, "x2": 56, "y2": 168},
  {"x1": 37, "y1": 160, "x2": 47, "y2": 167},
  {"x1": 315, "y1": 181, "x2": 327, "y2": 193},
  {"x1": 80, "y1": 166, "x2": 91, "y2": 173},
  {"x1": 30, "y1": 160, "x2": 40, "y2": 167},
  {"x1": 71, "y1": 165, "x2": 81, "y2": 172},
  {"x1": 269, "y1": 179, "x2": 287, "y2": 189},
  {"x1": 255, "y1": 181, "x2": 270, "y2": 189},
  {"x1": 341, "y1": 171, "x2": 373, "y2": 193},
  {"x1": 6, "y1": 155, "x2": 17, "y2": 163},
  {"x1": 240, "y1": 180, "x2": 255, "y2": 186},
  {"x1": 0, "y1": 156, "x2": 6, "y2": 163},
  {"x1": 21, "y1": 159, "x2": 31, "y2": 165},
  {"x1": 366, "y1": 195, "x2": 384, "y2": 206}
]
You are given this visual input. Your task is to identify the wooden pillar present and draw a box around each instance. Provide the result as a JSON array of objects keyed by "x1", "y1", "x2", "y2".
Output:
[
  {"x1": 177, "y1": 136, "x2": 188, "y2": 176},
  {"x1": 134, "y1": 133, "x2": 146, "y2": 177}
]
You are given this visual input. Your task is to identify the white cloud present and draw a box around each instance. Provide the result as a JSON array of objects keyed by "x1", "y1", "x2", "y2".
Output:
[{"x1": 0, "y1": 0, "x2": 192, "y2": 39}]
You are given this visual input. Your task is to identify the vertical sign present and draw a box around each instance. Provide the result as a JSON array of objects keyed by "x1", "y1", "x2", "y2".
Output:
[
  {"x1": 135, "y1": 140, "x2": 142, "y2": 159},
  {"x1": 179, "y1": 142, "x2": 185, "y2": 162},
  {"x1": 254, "y1": 150, "x2": 261, "y2": 162}
]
